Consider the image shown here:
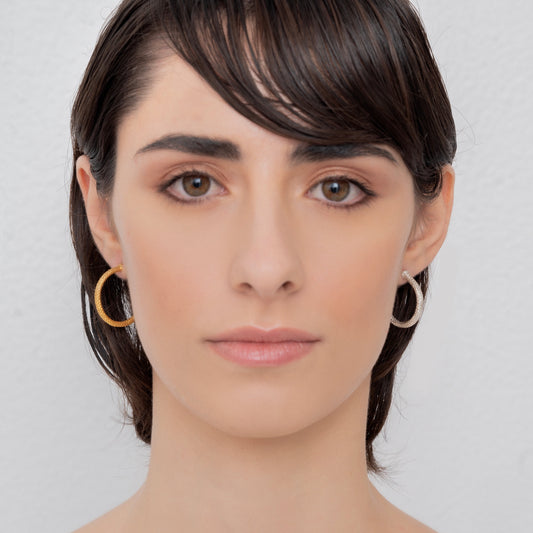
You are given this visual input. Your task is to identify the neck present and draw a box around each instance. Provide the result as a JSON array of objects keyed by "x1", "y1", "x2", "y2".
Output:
[{"x1": 126, "y1": 374, "x2": 386, "y2": 532}]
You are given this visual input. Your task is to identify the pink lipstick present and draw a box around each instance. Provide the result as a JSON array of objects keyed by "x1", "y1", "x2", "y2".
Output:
[{"x1": 205, "y1": 326, "x2": 320, "y2": 367}]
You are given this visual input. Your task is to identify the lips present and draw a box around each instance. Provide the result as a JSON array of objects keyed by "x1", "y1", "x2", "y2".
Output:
[{"x1": 205, "y1": 326, "x2": 321, "y2": 367}]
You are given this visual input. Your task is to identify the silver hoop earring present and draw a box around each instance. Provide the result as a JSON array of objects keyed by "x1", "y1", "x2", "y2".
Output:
[{"x1": 390, "y1": 271, "x2": 424, "y2": 328}]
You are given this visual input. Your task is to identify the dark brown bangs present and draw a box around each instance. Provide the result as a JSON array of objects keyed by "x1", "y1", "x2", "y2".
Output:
[
  {"x1": 161, "y1": 0, "x2": 404, "y2": 143},
  {"x1": 159, "y1": 0, "x2": 455, "y2": 195}
]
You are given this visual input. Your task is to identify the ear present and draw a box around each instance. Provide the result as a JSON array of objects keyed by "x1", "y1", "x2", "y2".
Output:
[
  {"x1": 76, "y1": 155, "x2": 125, "y2": 278},
  {"x1": 401, "y1": 165, "x2": 455, "y2": 281}
]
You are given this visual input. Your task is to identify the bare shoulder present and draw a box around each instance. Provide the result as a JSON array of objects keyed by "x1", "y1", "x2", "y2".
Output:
[
  {"x1": 71, "y1": 499, "x2": 131, "y2": 533},
  {"x1": 392, "y1": 510, "x2": 439, "y2": 533},
  {"x1": 370, "y1": 484, "x2": 439, "y2": 533},
  {"x1": 383, "y1": 502, "x2": 439, "y2": 533}
]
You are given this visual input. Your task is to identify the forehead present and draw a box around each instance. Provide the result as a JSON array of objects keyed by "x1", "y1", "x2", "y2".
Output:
[{"x1": 117, "y1": 53, "x2": 263, "y2": 150}]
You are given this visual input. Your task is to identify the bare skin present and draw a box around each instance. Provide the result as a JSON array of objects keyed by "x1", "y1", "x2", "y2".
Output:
[
  {"x1": 73, "y1": 378, "x2": 438, "y2": 532},
  {"x1": 74, "y1": 476, "x2": 438, "y2": 533},
  {"x1": 74, "y1": 53, "x2": 453, "y2": 533}
]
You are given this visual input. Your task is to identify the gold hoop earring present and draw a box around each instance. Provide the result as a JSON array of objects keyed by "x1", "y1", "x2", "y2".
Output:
[
  {"x1": 94, "y1": 265, "x2": 135, "y2": 328},
  {"x1": 391, "y1": 270, "x2": 424, "y2": 328}
]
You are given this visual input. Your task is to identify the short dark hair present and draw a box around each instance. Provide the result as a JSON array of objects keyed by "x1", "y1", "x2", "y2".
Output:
[{"x1": 70, "y1": 0, "x2": 456, "y2": 476}]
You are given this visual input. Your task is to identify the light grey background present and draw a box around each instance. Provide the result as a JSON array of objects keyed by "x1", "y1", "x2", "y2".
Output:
[{"x1": 1, "y1": 1, "x2": 532, "y2": 532}]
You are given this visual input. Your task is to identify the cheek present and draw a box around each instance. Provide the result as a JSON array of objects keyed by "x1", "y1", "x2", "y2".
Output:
[
  {"x1": 326, "y1": 239, "x2": 401, "y2": 328},
  {"x1": 309, "y1": 223, "x2": 406, "y2": 384},
  {"x1": 310, "y1": 206, "x2": 407, "y2": 335},
  {"x1": 118, "y1": 206, "x2": 218, "y2": 360}
]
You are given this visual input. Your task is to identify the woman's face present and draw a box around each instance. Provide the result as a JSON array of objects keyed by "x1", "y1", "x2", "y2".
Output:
[{"x1": 91, "y1": 54, "x2": 424, "y2": 438}]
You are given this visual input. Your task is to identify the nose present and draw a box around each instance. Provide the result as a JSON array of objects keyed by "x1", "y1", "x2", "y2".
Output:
[{"x1": 228, "y1": 195, "x2": 304, "y2": 302}]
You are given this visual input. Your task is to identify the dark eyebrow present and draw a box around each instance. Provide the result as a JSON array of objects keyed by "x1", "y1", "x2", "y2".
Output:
[
  {"x1": 289, "y1": 143, "x2": 398, "y2": 165},
  {"x1": 136, "y1": 134, "x2": 240, "y2": 159},
  {"x1": 136, "y1": 134, "x2": 397, "y2": 165}
]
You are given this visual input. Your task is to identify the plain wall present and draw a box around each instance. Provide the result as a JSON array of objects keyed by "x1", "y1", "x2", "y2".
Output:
[{"x1": 1, "y1": 1, "x2": 531, "y2": 531}]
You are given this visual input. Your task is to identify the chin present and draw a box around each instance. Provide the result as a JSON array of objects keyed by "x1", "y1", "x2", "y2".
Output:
[{"x1": 189, "y1": 388, "x2": 340, "y2": 441}]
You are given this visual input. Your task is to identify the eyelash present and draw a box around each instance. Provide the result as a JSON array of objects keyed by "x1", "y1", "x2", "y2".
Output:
[{"x1": 160, "y1": 169, "x2": 376, "y2": 211}]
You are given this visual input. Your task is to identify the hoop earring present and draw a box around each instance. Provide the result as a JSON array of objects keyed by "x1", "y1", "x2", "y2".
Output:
[
  {"x1": 390, "y1": 270, "x2": 424, "y2": 329},
  {"x1": 94, "y1": 264, "x2": 135, "y2": 328}
]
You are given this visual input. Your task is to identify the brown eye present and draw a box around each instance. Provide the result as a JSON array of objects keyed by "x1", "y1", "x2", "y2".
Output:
[
  {"x1": 182, "y1": 175, "x2": 211, "y2": 197},
  {"x1": 308, "y1": 176, "x2": 368, "y2": 209},
  {"x1": 321, "y1": 179, "x2": 350, "y2": 202},
  {"x1": 164, "y1": 170, "x2": 224, "y2": 204}
]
